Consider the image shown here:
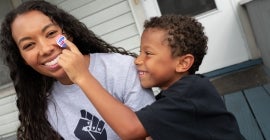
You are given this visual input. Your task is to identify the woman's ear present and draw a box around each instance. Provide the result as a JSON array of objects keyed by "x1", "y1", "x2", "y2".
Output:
[{"x1": 175, "y1": 54, "x2": 194, "y2": 72}]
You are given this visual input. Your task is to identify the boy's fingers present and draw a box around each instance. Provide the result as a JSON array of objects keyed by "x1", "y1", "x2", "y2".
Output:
[{"x1": 64, "y1": 39, "x2": 81, "y2": 54}]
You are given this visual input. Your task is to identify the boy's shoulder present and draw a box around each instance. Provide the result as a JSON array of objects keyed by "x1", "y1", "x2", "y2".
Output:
[
  {"x1": 178, "y1": 74, "x2": 210, "y2": 88},
  {"x1": 167, "y1": 74, "x2": 217, "y2": 96}
]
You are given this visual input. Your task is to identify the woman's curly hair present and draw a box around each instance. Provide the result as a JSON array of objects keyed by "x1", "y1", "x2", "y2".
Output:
[
  {"x1": 0, "y1": 0, "x2": 136, "y2": 139},
  {"x1": 144, "y1": 15, "x2": 208, "y2": 74}
]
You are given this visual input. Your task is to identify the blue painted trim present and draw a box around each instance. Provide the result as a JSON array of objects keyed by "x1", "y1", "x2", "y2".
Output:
[{"x1": 203, "y1": 58, "x2": 263, "y2": 78}]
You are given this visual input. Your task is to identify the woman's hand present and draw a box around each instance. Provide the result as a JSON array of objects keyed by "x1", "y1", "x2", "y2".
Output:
[{"x1": 58, "y1": 39, "x2": 90, "y2": 84}]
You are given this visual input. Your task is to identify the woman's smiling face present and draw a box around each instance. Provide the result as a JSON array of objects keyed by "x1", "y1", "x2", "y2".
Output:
[{"x1": 11, "y1": 10, "x2": 68, "y2": 81}]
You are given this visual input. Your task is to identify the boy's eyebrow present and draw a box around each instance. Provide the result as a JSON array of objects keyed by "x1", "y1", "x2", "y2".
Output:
[{"x1": 18, "y1": 23, "x2": 56, "y2": 45}]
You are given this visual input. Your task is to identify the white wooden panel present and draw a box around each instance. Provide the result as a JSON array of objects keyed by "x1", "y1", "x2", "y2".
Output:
[
  {"x1": 0, "y1": 111, "x2": 18, "y2": 126},
  {"x1": 45, "y1": 0, "x2": 66, "y2": 5},
  {"x1": 57, "y1": 0, "x2": 94, "y2": 12},
  {"x1": 70, "y1": 0, "x2": 123, "y2": 19},
  {"x1": 0, "y1": 121, "x2": 19, "y2": 137},
  {"x1": 101, "y1": 24, "x2": 137, "y2": 44},
  {"x1": 113, "y1": 35, "x2": 140, "y2": 50},
  {"x1": 81, "y1": 1, "x2": 130, "y2": 28},
  {"x1": 0, "y1": 101, "x2": 17, "y2": 116},
  {"x1": 128, "y1": 47, "x2": 140, "y2": 54},
  {"x1": 0, "y1": 95, "x2": 16, "y2": 106},
  {"x1": 0, "y1": 84, "x2": 17, "y2": 137},
  {"x1": 46, "y1": 0, "x2": 140, "y2": 55},
  {"x1": 91, "y1": 12, "x2": 134, "y2": 36},
  {"x1": 0, "y1": 84, "x2": 15, "y2": 99}
]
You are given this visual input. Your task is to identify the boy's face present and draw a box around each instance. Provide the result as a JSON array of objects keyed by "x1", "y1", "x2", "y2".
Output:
[{"x1": 135, "y1": 28, "x2": 182, "y2": 90}]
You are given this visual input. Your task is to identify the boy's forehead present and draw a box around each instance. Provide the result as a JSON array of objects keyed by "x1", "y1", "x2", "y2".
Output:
[{"x1": 141, "y1": 29, "x2": 171, "y2": 51}]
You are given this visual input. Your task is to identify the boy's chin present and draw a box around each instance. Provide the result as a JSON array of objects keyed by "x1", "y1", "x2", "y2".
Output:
[{"x1": 141, "y1": 83, "x2": 153, "y2": 89}]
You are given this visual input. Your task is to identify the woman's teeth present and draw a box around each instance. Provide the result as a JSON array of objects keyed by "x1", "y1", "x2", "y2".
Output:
[{"x1": 45, "y1": 56, "x2": 59, "y2": 66}]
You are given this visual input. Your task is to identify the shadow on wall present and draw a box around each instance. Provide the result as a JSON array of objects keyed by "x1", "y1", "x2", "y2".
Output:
[
  {"x1": 0, "y1": 135, "x2": 17, "y2": 140},
  {"x1": 0, "y1": 59, "x2": 11, "y2": 86}
]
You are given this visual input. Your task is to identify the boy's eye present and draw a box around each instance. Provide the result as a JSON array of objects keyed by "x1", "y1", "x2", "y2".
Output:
[{"x1": 145, "y1": 51, "x2": 152, "y2": 55}]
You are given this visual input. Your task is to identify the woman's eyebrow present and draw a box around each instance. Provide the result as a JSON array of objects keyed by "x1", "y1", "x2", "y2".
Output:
[
  {"x1": 18, "y1": 37, "x2": 31, "y2": 45},
  {"x1": 41, "y1": 23, "x2": 56, "y2": 33},
  {"x1": 17, "y1": 23, "x2": 56, "y2": 45}
]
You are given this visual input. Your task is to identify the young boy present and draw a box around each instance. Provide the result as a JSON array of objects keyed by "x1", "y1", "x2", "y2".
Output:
[{"x1": 64, "y1": 15, "x2": 246, "y2": 140}]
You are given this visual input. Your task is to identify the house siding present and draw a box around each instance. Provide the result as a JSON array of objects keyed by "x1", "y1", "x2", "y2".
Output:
[
  {"x1": 0, "y1": 84, "x2": 18, "y2": 138},
  {"x1": 47, "y1": 0, "x2": 141, "y2": 52}
]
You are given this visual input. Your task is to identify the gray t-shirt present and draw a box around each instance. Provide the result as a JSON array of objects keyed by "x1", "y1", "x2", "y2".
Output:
[{"x1": 47, "y1": 53, "x2": 155, "y2": 140}]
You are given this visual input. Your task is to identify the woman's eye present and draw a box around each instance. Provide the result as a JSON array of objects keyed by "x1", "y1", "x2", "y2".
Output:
[
  {"x1": 22, "y1": 43, "x2": 34, "y2": 50},
  {"x1": 47, "y1": 31, "x2": 57, "y2": 37}
]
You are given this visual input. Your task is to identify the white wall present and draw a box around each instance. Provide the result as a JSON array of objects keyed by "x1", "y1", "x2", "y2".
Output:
[
  {"x1": 0, "y1": 84, "x2": 18, "y2": 138},
  {"x1": 231, "y1": 0, "x2": 260, "y2": 59},
  {"x1": 0, "y1": 0, "x2": 20, "y2": 138},
  {"x1": 47, "y1": 0, "x2": 142, "y2": 53},
  {"x1": 130, "y1": 0, "x2": 260, "y2": 73},
  {"x1": 197, "y1": 0, "x2": 250, "y2": 73}
]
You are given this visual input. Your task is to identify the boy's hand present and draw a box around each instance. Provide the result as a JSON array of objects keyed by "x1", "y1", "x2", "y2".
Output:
[{"x1": 58, "y1": 39, "x2": 90, "y2": 84}]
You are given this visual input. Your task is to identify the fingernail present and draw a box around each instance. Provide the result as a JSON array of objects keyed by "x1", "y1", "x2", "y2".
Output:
[{"x1": 56, "y1": 35, "x2": 67, "y2": 48}]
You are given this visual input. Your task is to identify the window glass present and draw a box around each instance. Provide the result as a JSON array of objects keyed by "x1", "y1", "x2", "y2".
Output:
[
  {"x1": 157, "y1": 0, "x2": 217, "y2": 16},
  {"x1": 0, "y1": 0, "x2": 14, "y2": 86},
  {"x1": 0, "y1": 0, "x2": 13, "y2": 23}
]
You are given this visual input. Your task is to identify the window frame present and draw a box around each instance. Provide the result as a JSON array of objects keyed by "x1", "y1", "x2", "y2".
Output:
[{"x1": 140, "y1": 0, "x2": 222, "y2": 19}]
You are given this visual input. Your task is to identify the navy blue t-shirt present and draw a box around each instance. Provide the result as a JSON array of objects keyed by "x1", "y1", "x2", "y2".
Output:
[{"x1": 136, "y1": 74, "x2": 245, "y2": 140}]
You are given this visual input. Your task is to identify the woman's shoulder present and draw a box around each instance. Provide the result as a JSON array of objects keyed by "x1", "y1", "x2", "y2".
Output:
[{"x1": 91, "y1": 53, "x2": 135, "y2": 64}]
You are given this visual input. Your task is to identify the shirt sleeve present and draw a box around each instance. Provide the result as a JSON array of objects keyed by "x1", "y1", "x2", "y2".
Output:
[{"x1": 122, "y1": 57, "x2": 155, "y2": 111}]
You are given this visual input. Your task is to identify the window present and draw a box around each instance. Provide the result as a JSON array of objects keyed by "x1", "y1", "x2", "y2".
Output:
[
  {"x1": 0, "y1": 0, "x2": 17, "y2": 86},
  {"x1": 0, "y1": 0, "x2": 40, "y2": 87},
  {"x1": 157, "y1": 0, "x2": 217, "y2": 16}
]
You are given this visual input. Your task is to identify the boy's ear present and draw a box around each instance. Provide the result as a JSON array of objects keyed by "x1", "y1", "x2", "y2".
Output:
[{"x1": 175, "y1": 54, "x2": 194, "y2": 72}]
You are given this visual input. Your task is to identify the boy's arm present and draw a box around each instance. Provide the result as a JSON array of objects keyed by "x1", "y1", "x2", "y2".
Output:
[
  {"x1": 77, "y1": 72, "x2": 148, "y2": 139},
  {"x1": 59, "y1": 39, "x2": 149, "y2": 139}
]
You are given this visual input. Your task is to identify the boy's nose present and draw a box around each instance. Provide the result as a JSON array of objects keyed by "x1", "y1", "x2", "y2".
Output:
[{"x1": 134, "y1": 57, "x2": 143, "y2": 65}]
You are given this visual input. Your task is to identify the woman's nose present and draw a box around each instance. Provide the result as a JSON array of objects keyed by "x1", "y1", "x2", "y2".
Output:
[{"x1": 38, "y1": 39, "x2": 54, "y2": 55}]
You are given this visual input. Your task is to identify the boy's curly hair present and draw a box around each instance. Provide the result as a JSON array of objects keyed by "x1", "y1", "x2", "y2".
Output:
[{"x1": 144, "y1": 15, "x2": 208, "y2": 74}]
